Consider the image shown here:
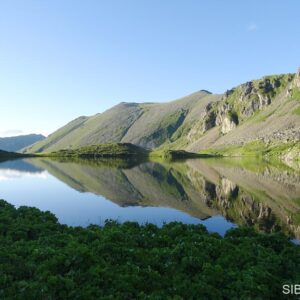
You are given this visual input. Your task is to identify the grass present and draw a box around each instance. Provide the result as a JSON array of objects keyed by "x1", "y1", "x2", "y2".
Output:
[
  {"x1": 39, "y1": 143, "x2": 212, "y2": 161},
  {"x1": 200, "y1": 140, "x2": 300, "y2": 161},
  {"x1": 290, "y1": 87, "x2": 300, "y2": 102},
  {"x1": 256, "y1": 109, "x2": 276, "y2": 122},
  {"x1": 293, "y1": 106, "x2": 300, "y2": 115},
  {"x1": 150, "y1": 149, "x2": 213, "y2": 160},
  {"x1": 44, "y1": 143, "x2": 150, "y2": 158}
]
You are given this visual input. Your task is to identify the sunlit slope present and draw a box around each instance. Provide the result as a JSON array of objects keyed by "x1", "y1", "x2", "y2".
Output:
[
  {"x1": 26, "y1": 91, "x2": 220, "y2": 152},
  {"x1": 186, "y1": 71, "x2": 300, "y2": 152},
  {"x1": 27, "y1": 69, "x2": 300, "y2": 154}
]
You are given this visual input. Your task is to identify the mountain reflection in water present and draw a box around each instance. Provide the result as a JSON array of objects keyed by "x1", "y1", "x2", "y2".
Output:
[{"x1": 1, "y1": 157, "x2": 300, "y2": 239}]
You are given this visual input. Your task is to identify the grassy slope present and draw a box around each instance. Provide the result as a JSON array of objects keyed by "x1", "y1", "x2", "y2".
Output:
[
  {"x1": 26, "y1": 91, "x2": 221, "y2": 153},
  {"x1": 25, "y1": 116, "x2": 89, "y2": 153},
  {"x1": 26, "y1": 71, "x2": 300, "y2": 159},
  {"x1": 201, "y1": 140, "x2": 300, "y2": 161}
]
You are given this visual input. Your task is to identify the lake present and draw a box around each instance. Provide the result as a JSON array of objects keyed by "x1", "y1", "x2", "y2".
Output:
[{"x1": 1, "y1": 157, "x2": 300, "y2": 239}]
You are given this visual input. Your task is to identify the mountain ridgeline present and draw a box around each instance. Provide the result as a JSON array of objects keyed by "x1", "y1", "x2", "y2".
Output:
[
  {"x1": 0, "y1": 134, "x2": 45, "y2": 152},
  {"x1": 26, "y1": 69, "x2": 300, "y2": 159}
]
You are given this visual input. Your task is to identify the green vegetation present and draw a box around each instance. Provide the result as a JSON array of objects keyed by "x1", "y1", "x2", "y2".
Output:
[
  {"x1": 1, "y1": 200, "x2": 299, "y2": 299},
  {"x1": 293, "y1": 106, "x2": 300, "y2": 116},
  {"x1": 205, "y1": 156, "x2": 299, "y2": 174},
  {"x1": 46, "y1": 143, "x2": 150, "y2": 158},
  {"x1": 256, "y1": 109, "x2": 276, "y2": 122},
  {"x1": 25, "y1": 91, "x2": 221, "y2": 153},
  {"x1": 43, "y1": 143, "x2": 206, "y2": 160},
  {"x1": 201, "y1": 140, "x2": 300, "y2": 161},
  {"x1": 258, "y1": 74, "x2": 294, "y2": 97},
  {"x1": 142, "y1": 109, "x2": 187, "y2": 146},
  {"x1": 223, "y1": 74, "x2": 294, "y2": 123},
  {"x1": 150, "y1": 149, "x2": 213, "y2": 160},
  {"x1": 200, "y1": 141, "x2": 266, "y2": 157},
  {"x1": 45, "y1": 156, "x2": 146, "y2": 169},
  {"x1": 28, "y1": 155, "x2": 300, "y2": 238},
  {"x1": 25, "y1": 70, "x2": 300, "y2": 165},
  {"x1": 290, "y1": 87, "x2": 300, "y2": 102}
]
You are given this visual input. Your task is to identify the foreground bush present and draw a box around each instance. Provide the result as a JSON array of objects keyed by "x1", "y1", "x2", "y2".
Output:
[{"x1": 0, "y1": 199, "x2": 299, "y2": 299}]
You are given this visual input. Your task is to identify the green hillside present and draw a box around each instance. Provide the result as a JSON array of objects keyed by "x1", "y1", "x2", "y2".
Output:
[
  {"x1": 26, "y1": 69, "x2": 300, "y2": 159},
  {"x1": 26, "y1": 91, "x2": 221, "y2": 152}
]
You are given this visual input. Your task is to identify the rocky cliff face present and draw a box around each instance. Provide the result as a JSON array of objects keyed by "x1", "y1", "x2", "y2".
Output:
[
  {"x1": 295, "y1": 68, "x2": 300, "y2": 88},
  {"x1": 186, "y1": 68, "x2": 300, "y2": 152},
  {"x1": 187, "y1": 71, "x2": 296, "y2": 143},
  {"x1": 220, "y1": 116, "x2": 237, "y2": 134},
  {"x1": 215, "y1": 103, "x2": 238, "y2": 134},
  {"x1": 218, "y1": 73, "x2": 294, "y2": 122}
]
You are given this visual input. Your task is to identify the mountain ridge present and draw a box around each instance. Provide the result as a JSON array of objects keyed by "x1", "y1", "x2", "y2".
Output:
[
  {"x1": 26, "y1": 69, "x2": 300, "y2": 158},
  {"x1": 0, "y1": 134, "x2": 45, "y2": 152}
]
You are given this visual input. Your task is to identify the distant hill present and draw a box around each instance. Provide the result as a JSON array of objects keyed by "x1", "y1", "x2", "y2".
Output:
[
  {"x1": 26, "y1": 68, "x2": 300, "y2": 160},
  {"x1": 0, "y1": 134, "x2": 45, "y2": 152},
  {"x1": 25, "y1": 91, "x2": 221, "y2": 152},
  {"x1": 0, "y1": 149, "x2": 25, "y2": 161}
]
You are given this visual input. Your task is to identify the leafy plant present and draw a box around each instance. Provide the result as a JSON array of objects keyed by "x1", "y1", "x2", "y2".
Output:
[{"x1": 1, "y1": 200, "x2": 299, "y2": 299}]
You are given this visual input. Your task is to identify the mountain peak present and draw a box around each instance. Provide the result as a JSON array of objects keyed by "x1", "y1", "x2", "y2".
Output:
[{"x1": 198, "y1": 89, "x2": 212, "y2": 94}]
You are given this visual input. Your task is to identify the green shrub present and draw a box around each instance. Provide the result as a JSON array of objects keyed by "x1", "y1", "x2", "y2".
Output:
[{"x1": 0, "y1": 200, "x2": 299, "y2": 299}]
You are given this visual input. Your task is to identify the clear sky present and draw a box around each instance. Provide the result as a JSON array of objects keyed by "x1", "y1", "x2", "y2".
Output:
[{"x1": 0, "y1": 0, "x2": 299, "y2": 137}]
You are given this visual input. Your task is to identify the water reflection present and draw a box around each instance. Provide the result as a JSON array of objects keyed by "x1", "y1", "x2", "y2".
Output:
[
  {"x1": 0, "y1": 159, "x2": 47, "y2": 181},
  {"x1": 1, "y1": 157, "x2": 300, "y2": 239}
]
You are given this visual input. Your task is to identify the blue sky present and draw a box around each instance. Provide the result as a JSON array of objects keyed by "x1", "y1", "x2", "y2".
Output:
[{"x1": 0, "y1": 0, "x2": 299, "y2": 137}]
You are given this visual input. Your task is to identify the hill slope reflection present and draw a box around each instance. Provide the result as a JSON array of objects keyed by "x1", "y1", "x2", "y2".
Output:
[{"x1": 27, "y1": 157, "x2": 300, "y2": 239}]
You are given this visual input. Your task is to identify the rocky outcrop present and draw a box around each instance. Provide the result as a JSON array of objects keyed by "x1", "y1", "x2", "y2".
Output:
[
  {"x1": 242, "y1": 95, "x2": 271, "y2": 117},
  {"x1": 220, "y1": 116, "x2": 237, "y2": 134},
  {"x1": 239, "y1": 81, "x2": 254, "y2": 102},
  {"x1": 202, "y1": 103, "x2": 217, "y2": 132},
  {"x1": 293, "y1": 68, "x2": 300, "y2": 88},
  {"x1": 237, "y1": 74, "x2": 295, "y2": 118},
  {"x1": 216, "y1": 103, "x2": 230, "y2": 125},
  {"x1": 215, "y1": 103, "x2": 239, "y2": 134},
  {"x1": 286, "y1": 68, "x2": 299, "y2": 97}
]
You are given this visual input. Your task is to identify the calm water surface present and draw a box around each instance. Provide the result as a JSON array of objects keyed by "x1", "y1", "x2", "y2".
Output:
[{"x1": 0, "y1": 157, "x2": 299, "y2": 239}]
